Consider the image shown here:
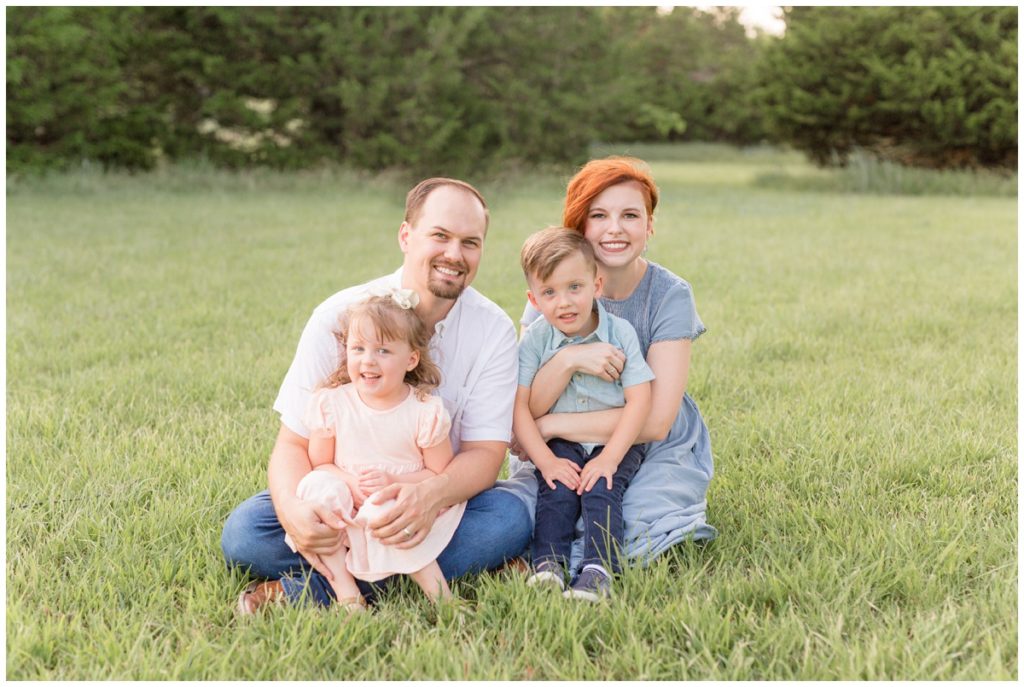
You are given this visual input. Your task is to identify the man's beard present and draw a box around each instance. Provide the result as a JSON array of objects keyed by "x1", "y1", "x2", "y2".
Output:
[
  {"x1": 427, "y1": 278, "x2": 466, "y2": 300},
  {"x1": 427, "y1": 260, "x2": 468, "y2": 300}
]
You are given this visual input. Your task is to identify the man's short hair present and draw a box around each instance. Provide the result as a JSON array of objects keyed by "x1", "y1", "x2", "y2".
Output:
[
  {"x1": 520, "y1": 226, "x2": 597, "y2": 282},
  {"x1": 404, "y1": 178, "x2": 490, "y2": 231}
]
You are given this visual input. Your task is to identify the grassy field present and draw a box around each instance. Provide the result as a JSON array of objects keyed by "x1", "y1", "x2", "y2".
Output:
[{"x1": 6, "y1": 145, "x2": 1017, "y2": 679}]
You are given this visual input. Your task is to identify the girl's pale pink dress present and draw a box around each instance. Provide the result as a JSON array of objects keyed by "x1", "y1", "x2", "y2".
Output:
[{"x1": 287, "y1": 384, "x2": 466, "y2": 582}]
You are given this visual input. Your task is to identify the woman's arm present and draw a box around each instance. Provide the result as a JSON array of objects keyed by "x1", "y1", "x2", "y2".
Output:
[
  {"x1": 588, "y1": 382, "x2": 651, "y2": 465},
  {"x1": 577, "y1": 381, "x2": 651, "y2": 493},
  {"x1": 537, "y1": 339, "x2": 691, "y2": 444},
  {"x1": 527, "y1": 343, "x2": 627, "y2": 418}
]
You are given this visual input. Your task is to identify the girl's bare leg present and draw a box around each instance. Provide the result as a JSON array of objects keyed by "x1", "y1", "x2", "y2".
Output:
[
  {"x1": 292, "y1": 469, "x2": 363, "y2": 610},
  {"x1": 410, "y1": 560, "x2": 452, "y2": 602},
  {"x1": 321, "y1": 546, "x2": 364, "y2": 607}
]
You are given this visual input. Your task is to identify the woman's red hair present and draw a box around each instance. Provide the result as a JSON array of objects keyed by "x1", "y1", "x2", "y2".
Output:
[{"x1": 562, "y1": 157, "x2": 659, "y2": 233}]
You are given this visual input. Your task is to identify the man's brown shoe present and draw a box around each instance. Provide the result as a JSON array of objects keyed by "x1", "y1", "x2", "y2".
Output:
[
  {"x1": 494, "y1": 556, "x2": 530, "y2": 575},
  {"x1": 237, "y1": 580, "x2": 286, "y2": 615}
]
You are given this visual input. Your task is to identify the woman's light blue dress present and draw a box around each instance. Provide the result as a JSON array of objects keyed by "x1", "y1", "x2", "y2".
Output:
[{"x1": 497, "y1": 261, "x2": 717, "y2": 566}]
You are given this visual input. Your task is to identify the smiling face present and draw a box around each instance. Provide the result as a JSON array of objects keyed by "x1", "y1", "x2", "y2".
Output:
[
  {"x1": 344, "y1": 315, "x2": 420, "y2": 406},
  {"x1": 398, "y1": 185, "x2": 487, "y2": 301},
  {"x1": 526, "y1": 252, "x2": 602, "y2": 338},
  {"x1": 582, "y1": 181, "x2": 654, "y2": 269}
]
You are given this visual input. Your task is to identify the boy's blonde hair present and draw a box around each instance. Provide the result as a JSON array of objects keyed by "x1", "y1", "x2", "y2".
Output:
[
  {"x1": 323, "y1": 295, "x2": 440, "y2": 398},
  {"x1": 520, "y1": 226, "x2": 597, "y2": 282}
]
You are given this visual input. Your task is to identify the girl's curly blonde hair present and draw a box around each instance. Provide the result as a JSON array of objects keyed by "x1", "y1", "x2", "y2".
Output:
[{"x1": 322, "y1": 294, "x2": 440, "y2": 398}]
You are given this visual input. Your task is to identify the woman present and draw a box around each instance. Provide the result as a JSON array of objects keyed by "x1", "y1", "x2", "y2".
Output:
[{"x1": 510, "y1": 156, "x2": 716, "y2": 566}]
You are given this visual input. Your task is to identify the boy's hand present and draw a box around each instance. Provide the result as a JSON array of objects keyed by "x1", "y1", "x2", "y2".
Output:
[
  {"x1": 358, "y1": 468, "x2": 394, "y2": 494},
  {"x1": 536, "y1": 458, "x2": 582, "y2": 491},
  {"x1": 578, "y1": 453, "x2": 620, "y2": 494}
]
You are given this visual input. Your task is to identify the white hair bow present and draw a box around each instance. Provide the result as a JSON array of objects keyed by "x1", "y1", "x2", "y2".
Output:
[{"x1": 389, "y1": 288, "x2": 420, "y2": 310}]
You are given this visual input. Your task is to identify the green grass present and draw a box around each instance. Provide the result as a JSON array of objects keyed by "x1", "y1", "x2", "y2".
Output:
[
  {"x1": 7, "y1": 144, "x2": 1017, "y2": 679},
  {"x1": 753, "y1": 152, "x2": 1017, "y2": 197},
  {"x1": 593, "y1": 141, "x2": 1017, "y2": 196}
]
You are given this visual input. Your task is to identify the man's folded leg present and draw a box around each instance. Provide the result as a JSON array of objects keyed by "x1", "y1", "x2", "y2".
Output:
[
  {"x1": 221, "y1": 490, "x2": 363, "y2": 607},
  {"x1": 223, "y1": 486, "x2": 532, "y2": 604},
  {"x1": 436, "y1": 487, "x2": 532, "y2": 579}
]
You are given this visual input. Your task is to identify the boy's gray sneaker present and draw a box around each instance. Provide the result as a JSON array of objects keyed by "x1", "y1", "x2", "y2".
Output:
[
  {"x1": 527, "y1": 560, "x2": 566, "y2": 591},
  {"x1": 563, "y1": 565, "x2": 612, "y2": 602}
]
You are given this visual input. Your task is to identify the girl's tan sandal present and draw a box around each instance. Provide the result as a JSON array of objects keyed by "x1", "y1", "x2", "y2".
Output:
[{"x1": 336, "y1": 596, "x2": 368, "y2": 614}]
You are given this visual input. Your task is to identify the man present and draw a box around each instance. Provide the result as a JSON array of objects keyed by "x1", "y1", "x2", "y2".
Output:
[{"x1": 222, "y1": 178, "x2": 532, "y2": 611}]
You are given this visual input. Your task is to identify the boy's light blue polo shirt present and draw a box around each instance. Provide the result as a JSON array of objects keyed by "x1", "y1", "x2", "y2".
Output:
[{"x1": 518, "y1": 300, "x2": 655, "y2": 452}]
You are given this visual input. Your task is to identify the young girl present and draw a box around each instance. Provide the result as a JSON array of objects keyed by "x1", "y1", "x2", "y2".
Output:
[{"x1": 284, "y1": 289, "x2": 465, "y2": 611}]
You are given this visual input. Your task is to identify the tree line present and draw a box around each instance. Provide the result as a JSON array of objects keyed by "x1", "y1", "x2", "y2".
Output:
[{"x1": 6, "y1": 6, "x2": 1017, "y2": 175}]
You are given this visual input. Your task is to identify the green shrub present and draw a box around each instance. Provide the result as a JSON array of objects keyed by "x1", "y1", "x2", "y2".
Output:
[
  {"x1": 6, "y1": 8, "x2": 168, "y2": 172},
  {"x1": 594, "y1": 7, "x2": 769, "y2": 146},
  {"x1": 757, "y1": 6, "x2": 1017, "y2": 169},
  {"x1": 6, "y1": 7, "x2": 770, "y2": 175},
  {"x1": 7, "y1": 7, "x2": 1016, "y2": 174}
]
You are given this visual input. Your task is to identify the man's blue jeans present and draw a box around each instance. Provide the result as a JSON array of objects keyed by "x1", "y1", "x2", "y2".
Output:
[
  {"x1": 533, "y1": 439, "x2": 644, "y2": 576},
  {"x1": 221, "y1": 487, "x2": 531, "y2": 607}
]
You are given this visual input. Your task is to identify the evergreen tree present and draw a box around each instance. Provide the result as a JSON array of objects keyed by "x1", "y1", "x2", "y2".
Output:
[
  {"x1": 7, "y1": 7, "x2": 166, "y2": 170},
  {"x1": 757, "y1": 6, "x2": 1017, "y2": 168}
]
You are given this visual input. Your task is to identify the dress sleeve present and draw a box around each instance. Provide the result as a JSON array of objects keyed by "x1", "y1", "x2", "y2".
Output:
[
  {"x1": 651, "y1": 280, "x2": 706, "y2": 344},
  {"x1": 302, "y1": 388, "x2": 336, "y2": 435},
  {"x1": 417, "y1": 396, "x2": 453, "y2": 449}
]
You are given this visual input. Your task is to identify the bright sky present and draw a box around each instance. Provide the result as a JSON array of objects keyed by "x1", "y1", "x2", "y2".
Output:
[
  {"x1": 678, "y1": 5, "x2": 786, "y2": 37},
  {"x1": 736, "y1": 5, "x2": 785, "y2": 36}
]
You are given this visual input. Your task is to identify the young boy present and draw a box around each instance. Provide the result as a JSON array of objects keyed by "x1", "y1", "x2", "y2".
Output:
[{"x1": 514, "y1": 227, "x2": 653, "y2": 601}]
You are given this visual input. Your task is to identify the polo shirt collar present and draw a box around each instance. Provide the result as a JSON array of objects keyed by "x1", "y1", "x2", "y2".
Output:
[{"x1": 554, "y1": 300, "x2": 611, "y2": 347}]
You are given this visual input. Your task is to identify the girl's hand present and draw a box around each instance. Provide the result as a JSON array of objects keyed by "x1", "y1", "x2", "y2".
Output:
[
  {"x1": 358, "y1": 468, "x2": 394, "y2": 494},
  {"x1": 564, "y1": 343, "x2": 626, "y2": 382},
  {"x1": 577, "y1": 454, "x2": 619, "y2": 494},
  {"x1": 348, "y1": 480, "x2": 368, "y2": 508},
  {"x1": 315, "y1": 464, "x2": 368, "y2": 508},
  {"x1": 536, "y1": 458, "x2": 582, "y2": 491}
]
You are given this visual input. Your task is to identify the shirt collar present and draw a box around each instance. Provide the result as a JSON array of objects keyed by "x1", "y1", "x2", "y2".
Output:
[
  {"x1": 554, "y1": 300, "x2": 611, "y2": 347},
  {"x1": 434, "y1": 294, "x2": 463, "y2": 337}
]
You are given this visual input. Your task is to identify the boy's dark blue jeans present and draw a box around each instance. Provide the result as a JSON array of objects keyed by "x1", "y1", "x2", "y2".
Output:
[{"x1": 533, "y1": 438, "x2": 645, "y2": 576}]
